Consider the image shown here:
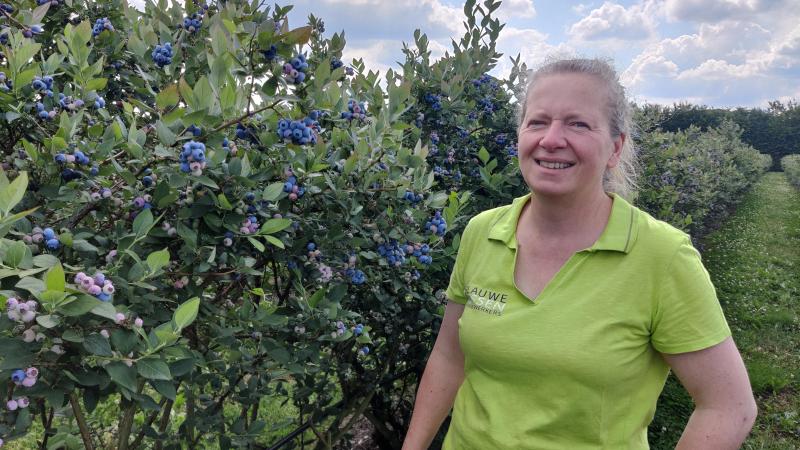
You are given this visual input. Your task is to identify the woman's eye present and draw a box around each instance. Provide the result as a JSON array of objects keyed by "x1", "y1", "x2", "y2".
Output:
[
  {"x1": 528, "y1": 120, "x2": 546, "y2": 128},
  {"x1": 570, "y1": 121, "x2": 590, "y2": 129}
]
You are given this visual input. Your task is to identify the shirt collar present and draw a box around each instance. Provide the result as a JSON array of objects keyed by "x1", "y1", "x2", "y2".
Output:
[{"x1": 487, "y1": 192, "x2": 638, "y2": 253}]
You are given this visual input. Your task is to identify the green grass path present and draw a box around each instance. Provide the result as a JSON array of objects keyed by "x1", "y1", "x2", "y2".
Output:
[{"x1": 650, "y1": 172, "x2": 800, "y2": 449}]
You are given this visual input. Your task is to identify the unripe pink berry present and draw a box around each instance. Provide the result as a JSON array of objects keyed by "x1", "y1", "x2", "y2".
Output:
[
  {"x1": 21, "y1": 376, "x2": 36, "y2": 387},
  {"x1": 32, "y1": 233, "x2": 43, "y2": 243},
  {"x1": 134, "y1": 317, "x2": 143, "y2": 327},
  {"x1": 102, "y1": 284, "x2": 114, "y2": 295},
  {"x1": 91, "y1": 192, "x2": 101, "y2": 201},
  {"x1": 16, "y1": 397, "x2": 29, "y2": 408},
  {"x1": 289, "y1": 193, "x2": 298, "y2": 201},
  {"x1": 25, "y1": 367, "x2": 37, "y2": 378},
  {"x1": 115, "y1": 312, "x2": 126, "y2": 324},
  {"x1": 167, "y1": 227, "x2": 177, "y2": 237},
  {"x1": 162, "y1": 222, "x2": 171, "y2": 231},
  {"x1": 100, "y1": 329, "x2": 110, "y2": 338},
  {"x1": 21, "y1": 310, "x2": 35, "y2": 323},
  {"x1": 35, "y1": 332, "x2": 45, "y2": 342},
  {"x1": 75, "y1": 272, "x2": 87, "y2": 282},
  {"x1": 240, "y1": 226, "x2": 250, "y2": 234},
  {"x1": 7, "y1": 310, "x2": 21, "y2": 321},
  {"x1": 51, "y1": 344, "x2": 64, "y2": 355},
  {"x1": 23, "y1": 235, "x2": 32, "y2": 243},
  {"x1": 32, "y1": 226, "x2": 42, "y2": 234},
  {"x1": 80, "y1": 277, "x2": 94, "y2": 289},
  {"x1": 6, "y1": 400, "x2": 18, "y2": 411},
  {"x1": 173, "y1": 280, "x2": 184, "y2": 289},
  {"x1": 22, "y1": 329, "x2": 36, "y2": 342},
  {"x1": 25, "y1": 301, "x2": 36, "y2": 311},
  {"x1": 143, "y1": 194, "x2": 152, "y2": 203},
  {"x1": 89, "y1": 285, "x2": 102, "y2": 295},
  {"x1": 6, "y1": 297, "x2": 18, "y2": 309},
  {"x1": 65, "y1": 154, "x2": 75, "y2": 163}
]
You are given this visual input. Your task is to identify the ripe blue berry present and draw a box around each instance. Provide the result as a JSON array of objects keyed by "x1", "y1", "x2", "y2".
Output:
[
  {"x1": 92, "y1": 18, "x2": 114, "y2": 37},
  {"x1": 152, "y1": 43, "x2": 173, "y2": 67},
  {"x1": 45, "y1": 238, "x2": 60, "y2": 250}
]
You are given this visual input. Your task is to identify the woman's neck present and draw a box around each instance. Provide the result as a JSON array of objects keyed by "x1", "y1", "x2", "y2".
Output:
[{"x1": 521, "y1": 189, "x2": 614, "y2": 243}]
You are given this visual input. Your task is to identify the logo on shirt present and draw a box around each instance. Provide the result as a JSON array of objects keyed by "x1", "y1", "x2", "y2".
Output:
[{"x1": 464, "y1": 285, "x2": 509, "y2": 316}]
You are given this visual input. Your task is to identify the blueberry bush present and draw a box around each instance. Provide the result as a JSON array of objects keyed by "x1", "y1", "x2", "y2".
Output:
[
  {"x1": 0, "y1": 0, "x2": 771, "y2": 449},
  {"x1": 781, "y1": 154, "x2": 800, "y2": 188}
]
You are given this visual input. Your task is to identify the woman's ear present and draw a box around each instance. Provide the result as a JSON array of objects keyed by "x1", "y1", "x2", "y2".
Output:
[{"x1": 607, "y1": 133, "x2": 625, "y2": 168}]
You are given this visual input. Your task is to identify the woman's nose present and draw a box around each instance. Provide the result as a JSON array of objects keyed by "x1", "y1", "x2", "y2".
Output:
[{"x1": 539, "y1": 120, "x2": 567, "y2": 150}]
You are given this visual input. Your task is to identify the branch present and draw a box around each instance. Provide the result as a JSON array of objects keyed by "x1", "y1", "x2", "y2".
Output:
[
  {"x1": 212, "y1": 99, "x2": 282, "y2": 133},
  {"x1": 129, "y1": 397, "x2": 168, "y2": 450},
  {"x1": 69, "y1": 392, "x2": 95, "y2": 450}
]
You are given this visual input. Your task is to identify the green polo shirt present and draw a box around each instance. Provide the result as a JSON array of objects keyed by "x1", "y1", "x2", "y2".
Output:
[{"x1": 443, "y1": 192, "x2": 731, "y2": 449}]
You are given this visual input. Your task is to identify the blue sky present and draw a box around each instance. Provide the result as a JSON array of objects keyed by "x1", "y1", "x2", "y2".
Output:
[{"x1": 276, "y1": 0, "x2": 800, "y2": 108}]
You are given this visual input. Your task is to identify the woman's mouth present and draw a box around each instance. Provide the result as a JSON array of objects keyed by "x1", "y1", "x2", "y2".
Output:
[{"x1": 536, "y1": 160, "x2": 574, "y2": 170}]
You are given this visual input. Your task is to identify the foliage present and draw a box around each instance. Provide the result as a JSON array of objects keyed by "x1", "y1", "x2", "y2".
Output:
[
  {"x1": 781, "y1": 154, "x2": 800, "y2": 188},
  {"x1": 0, "y1": 1, "x2": 773, "y2": 450}
]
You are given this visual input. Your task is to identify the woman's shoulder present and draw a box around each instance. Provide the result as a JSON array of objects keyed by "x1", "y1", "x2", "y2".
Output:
[{"x1": 629, "y1": 203, "x2": 694, "y2": 253}]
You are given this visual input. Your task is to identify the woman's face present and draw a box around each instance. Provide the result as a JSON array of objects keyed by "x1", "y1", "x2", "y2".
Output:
[{"x1": 517, "y1": 72, "x2": 624, "y2": 201}]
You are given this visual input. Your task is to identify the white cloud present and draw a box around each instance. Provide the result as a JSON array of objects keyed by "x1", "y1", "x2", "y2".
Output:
[
  {"x1": 568, "y1": 1, "x2": 656, "y2": 41},
  {"x1": 342, "y1": 39, "x2": 396, "y2": 76},
  {"x1": 675, "y1": 59, "x2": 759, "y2": 80},
  {"x1": 572, "y1": 3, "x2": 590, "y2": 15},
  {"x1": 664, "y1": 0, "x2": 773, "y2": 22},
  {"x1": 497, "y1": 0, "x2": 536, "y2": 20},
  {"x1": 493, "y1": 26, "x2": 576, "y2": 80}
]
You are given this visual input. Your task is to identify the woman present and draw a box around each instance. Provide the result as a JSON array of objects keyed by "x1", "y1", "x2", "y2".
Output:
[{"x1": 402, "y1": 58, "x2": 757, "y2": 449}]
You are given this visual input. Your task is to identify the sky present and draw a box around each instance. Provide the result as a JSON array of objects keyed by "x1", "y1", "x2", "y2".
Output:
[{"x1": 272, "y1": 0, "x2": 800, "y2": 109}]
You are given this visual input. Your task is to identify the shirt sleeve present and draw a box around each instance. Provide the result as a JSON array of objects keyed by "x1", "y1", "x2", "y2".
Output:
[
  {"x1": 444, "y1": 219, "x2": 476, "y2": 305},
  {"x1": 651, "y1": 236, "x2": 732, "y2": 354}
]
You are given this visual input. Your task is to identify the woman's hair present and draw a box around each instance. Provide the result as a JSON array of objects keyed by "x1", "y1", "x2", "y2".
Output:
[{"x1": 517, "y1": 57, "x2": 639, "y2": 200}]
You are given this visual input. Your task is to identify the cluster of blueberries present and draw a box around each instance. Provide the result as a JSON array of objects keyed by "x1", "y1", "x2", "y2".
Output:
[
  {"x1": 477, "y1": 97, "x2": 495, "y2": 115},
  {"x1": 404, "y1": 190, "x2": 423, "y2": 204},
  {"x1": 235, "y1": 123, "x2": 259, "y2": 144},
  {"x1": 283, "y1": 174, "x2": 305, "y2": 201},
  {"x1": 22, "y1": 25, "x2": 44, "y2": 38},
  {"x1": 92, "y1": 17, "x2": 114, "y2": 38},
  {"x1": 6, "y1": 298, "x2": 37, "y2": 323},
  {"x1": 9, "y1": 366, "x2": 38, "y2": 389},
  {"x1": 160, "y1": 221, "x2": 177, "y2": 237},
  {"x1": 179, "y1": 140, "x2": 207, "y2": 176},
  {"x1": 377, "y1": 240, "x2": 408, "y2": 267},
  {"x1": 132, "y1": 194, "x2": 153, "y2": 210},
  {"x1": 54, "y1": 149, "x2": 91, "y2": 166},
  {"x1": 404, "y1": 243, "x2": 433, "y2": 265},
  {"x1": 471, "y1": 73, "x2": 498, "y2": 90},
  {"x1": 187, "y1": 124, "x2": 202, "y2": 137},
  {"x1": 239, "y1": 216, "x2": 259, "y2": 235},
  {"x1": 495, "y1": 133, "x2": 508, "y2": 146},
  {"x1": 263, "y1": 44, "x2": 277, "y2": 61},
  {"x1": 37, "y1": 227, "x2": 61, "y2": 250},
  {"x1": 341, "y1": 99, "x2": 366, "y2": 121},
  {"x1": 276, "y1": 118, "x2": 318, "y2": 146},
  {"x1": 35, "y1": 102, "x2": 56, "y2": 120},
  {"x1": 506, "y1": 143, "x2": 518, "y2": 158},
  {"x1": 415, "y1": 112, "x2": 424, "y2": 128},
  {"x1": 345, "y1": 267, "x2": 366, "y2": 284},
  {"x1": 58, "y1": 93, "x2": 84, "y2": 111},
  {"x1": 430, "y1": 131, "x2": 440, "y2": 145},
  {"x1": 282, "y1": 54, "x2": 308, "y2": 84},
  {"x1": 0, "y1": 3, "x2": 13, "y2": 13},
  {"x1": 31, "y1": 75, "x2": 54, "y2": 97},
  {"x1": 425, "y1": 93, "x2": 443, "y2": 111},
  {"x1": 89, "y1": 187, "x2": 113, "y2": 202},
  {"x1": 330, "y1": 57, "x2": 343, "y2": 70},
  {"x1": 37, "y1": 0, "x2": 60, "y2": 5},
  {"x1": 74, "y1": 271, "x2": 115, "y2": 302},
  {"x1": 182, "y1": 12, "x2": 203, "y2": 33},
  {"x1": 223, "y1": 230, "x2": 234, "y2": 247},
  {"x1": 152, "y1": 42, "x2": 173, "y2": 67},
  {"x1": 0, "y1": 71, "x2": 11, "y2": 91},
  {"x1": 94, "y1": 95, "x2": 106, "y2": 109},
  {"x1": 425, "y1": 211, "x2": 447, "y2": 237}
]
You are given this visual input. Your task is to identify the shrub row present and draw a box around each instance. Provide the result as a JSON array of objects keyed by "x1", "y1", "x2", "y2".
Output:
[{"x1": 781, "y1": 154, "x2": 800, "y2": 188}]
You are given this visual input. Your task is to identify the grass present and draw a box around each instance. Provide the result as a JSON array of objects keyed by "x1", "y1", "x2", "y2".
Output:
[{"x1": 649, "y1": 172, "x2": 800, "y2": 449}]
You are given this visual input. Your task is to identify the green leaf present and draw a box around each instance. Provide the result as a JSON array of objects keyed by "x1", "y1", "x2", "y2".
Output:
[
  {"x1": 4, "y1": 240, "x2": 28, "y2": 268},
  {"x1": 264, "y1": 234, "x2": 285, "y2": 249},
  {"x1": 62, "y1": 329, "x2": 84, "y2": 343},
  {"x1": 83, "y1": 333, "x2": 113, "y2": 356},
  {"x1": 32, "y1": 254, "x2": 60, "y2": 268},
  {"x1": 90, "y1": 301, "x2": 117, "y2": 320},
  {"x1": 85, "y1": 78, "x2": 108, "y2": 91},
  {"x1": 0, "y1": 171, "x2": 28, "y2": 214},
  {"x1": 173, "y1": 297, "x2": 199, "y2": 330},
  {"x1": 308, "y1": 288, "x2": 326, "y2": 308},
  {"x1": 105, "y1": 362, "x2": 137, "y2": 392},
  {"x1": 72, "y1": 239, "x2": 99, "y2": 253},
  {"x1": 45, "y1": 263, "x2": 65, "y2": 292},
  {"x1": 156, "y1": 84, "x2": 180, "y2": 109},
  {"x1": 478, "y1": 146, "x2": 490, "y2": 164},
  {"x1": 136, "y1": 357, "x2": 172, "y2": 380},
  {"x1": 259, "y1": 218, "x2": 291, "y2": 235},
  {"x1": 216, "y1": 193, "x2": 233, "y2": 210},
  {"x1": 247, "y1": 236, "x2": 265, "y2": 252},
  {"x1": 151, "y1": 379, "x2": 176, "y2": 400},
  {"x1": 60, "y1": 295, "x2": 101, "y2": 317},
  {"x1": 145, "y1": 248, "x2": 170, "y2": 273},
  {"x1": 15, "y1": 276, "x2": 45, "y2": 294},
  {"x1": 262, "y1": 182, "x2": 284, "y2": 201},
  {"x1": 36, "y1": 314, "x2": 60, "y2": 329},
  {"x1": 156, "y1": 121, "x2": 177, "y2": 146},
  {"x1": 132, "y1": 209, "x2": 154, "y2": 237}
]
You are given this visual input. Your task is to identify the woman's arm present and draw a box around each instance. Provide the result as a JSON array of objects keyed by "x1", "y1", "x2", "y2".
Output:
[
  {"x1": 402, "y1": 301, "x2": 466, "y2": 450},
  {"x1": 661, "y1": 336, "x2": 758, "y2": 450}
]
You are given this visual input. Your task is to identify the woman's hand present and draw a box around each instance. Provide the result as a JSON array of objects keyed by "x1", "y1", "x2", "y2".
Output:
[
  {"x1": 402, "y1": 301, "x2": 466, "y2": 450},
  {"x1": 661, "y1": 336, "x2": 758, "y2": 449}
]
